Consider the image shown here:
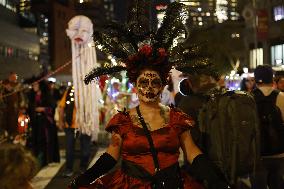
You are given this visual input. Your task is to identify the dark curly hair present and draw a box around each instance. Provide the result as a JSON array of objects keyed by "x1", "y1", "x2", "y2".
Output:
[{"x1": 125, "y1": 45, "x2": 171, "y2": 85}]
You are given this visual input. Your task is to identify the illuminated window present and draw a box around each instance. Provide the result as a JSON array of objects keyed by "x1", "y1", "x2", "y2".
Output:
[
  {"x1": 231, "y1": 16, "x2": 238, "y2": 20},
  {"x1": 250, "y1": 48, "x2": 263, "y2": 68},
  {"x1": 1, "y1": 0, "x2": 16, "y2": 12},
  {"x1": 179, "y1": 1, "x2": 200, "y2": 6},
  {"x1": 231, "y1": 33, "x2": 240, "y2": 38},
  {"x1": 7, "y1": 47, "x2": 13, "y2": 56},
  {"x1": 0, "y1": 0, "x2": 6, "y2": 6},
  {"x1": 0, "y1": 43, "x2": 39, "y2": 60},
  {"x1": 271, "y1": 44, "x2": 284, "y2": 66},
  {"x1": 216, "y1": 0, "x2": 229, "y2": 23},
  {"x1": 273, "y1": 6, "x2": 284, "y2": 21}
]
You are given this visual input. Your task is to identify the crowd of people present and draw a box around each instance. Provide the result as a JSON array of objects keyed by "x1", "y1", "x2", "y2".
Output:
[
  {"x1": 0, "y1": 67, "x2": 284, "y2": 189},
  {"x1": 0, "y1": 65, "x2": 284, "y2": 189},
  {"x1": 1, "y1": 2, "x2": 284, "y2": 189},
  {"x1": 67, "y1": 64, "x2": 284, "y2": 189},
  {"x1": 0, "y1": 73, "x2": 64, "y2": 167}
]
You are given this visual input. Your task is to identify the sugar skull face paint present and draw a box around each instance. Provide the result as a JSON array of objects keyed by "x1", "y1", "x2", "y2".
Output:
[{"x1": 136, "y1": 70, "x2": 164, "y2": 102}]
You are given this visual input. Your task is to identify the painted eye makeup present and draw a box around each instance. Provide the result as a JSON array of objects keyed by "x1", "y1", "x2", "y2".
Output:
[
  {"x1": 138, "y1": 78, "x2": 149, "y2": 88},
  {"x1": 151, "y1": 78, "x2": 162, "y2": 88}
]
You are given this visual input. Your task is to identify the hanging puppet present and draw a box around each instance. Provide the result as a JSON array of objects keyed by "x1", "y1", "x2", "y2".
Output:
[{"x1": 66, "y1": 15, "x2": 101, "y2": 137}]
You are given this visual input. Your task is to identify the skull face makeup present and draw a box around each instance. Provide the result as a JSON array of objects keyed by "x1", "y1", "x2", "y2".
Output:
[{"x1": 136, "y1": 70, "x2": 164, "y2": 103}]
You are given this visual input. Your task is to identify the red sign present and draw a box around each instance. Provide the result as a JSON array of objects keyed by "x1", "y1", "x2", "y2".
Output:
[{"x1": 257, "y1": 9, "x2": 268, "y2": 40}]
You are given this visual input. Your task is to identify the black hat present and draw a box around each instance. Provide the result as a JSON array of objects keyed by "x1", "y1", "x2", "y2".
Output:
[{"x1": 254, "y1": 65, "x2": 274, "y2": 84}]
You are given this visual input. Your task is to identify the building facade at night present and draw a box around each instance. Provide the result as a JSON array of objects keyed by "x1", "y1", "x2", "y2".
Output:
[
  {"x1": 3, "y1": 0, "x2": 283, "y2": 80},
  {"x1": 0, "y1": 0, "x2": 116, "y2": 81},
  {"x1": 269, "y1": 0, "x2": 284, "y2": 70},
  {"x1": 247, "y1": 0, "x2": 284, "y2": 70},
  {"x1": 177, "y1": 0, "x2": 240, "y2": 28},
  {"x1": 30, "y1": 0, "x2": 76, "y2": 78},
  {"x1": 31, "y1": 0, "x2": 120, "y2": 80},
  {"x1": 174, "y1": 0, "x2": 284, "y2": 70},
  {"x1": 0, "y1": 1, "x2": 40, "y2": 80},
  {"x1": 175, "y1": 0, "x2": 245, "y2": 71}
]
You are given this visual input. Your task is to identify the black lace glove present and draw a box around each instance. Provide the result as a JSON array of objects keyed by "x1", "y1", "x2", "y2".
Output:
[{"x1": 68, "y1": 152, "x2": 117, "y2": 189}]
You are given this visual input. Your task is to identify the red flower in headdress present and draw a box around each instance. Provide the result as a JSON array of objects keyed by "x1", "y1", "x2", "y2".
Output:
[
  {"x1": 139, "y1": 45, "x2": 153, "y2": 57},
  {"x1": 151, "y1": 48, "x2": 168, "y2": 65},
  {"x1": 158, "y1": 48, "x2": 167, "y2": 57}
]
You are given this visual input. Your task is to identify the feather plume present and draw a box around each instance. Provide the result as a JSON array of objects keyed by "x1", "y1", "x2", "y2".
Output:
[
  {"x1": 127, "y1": 0, "x2": 150, "y2": 38},
  {"x1": 154, "y1": 2, "x2": 187, "y2": 51},
  {"x1": 84, "y1": 66, "x2": 127, "y2": 84}
]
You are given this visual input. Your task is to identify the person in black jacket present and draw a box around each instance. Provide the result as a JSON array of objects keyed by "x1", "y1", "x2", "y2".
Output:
[
  {"x1": 252, "y1": 65, "x2": 284, "y2": 189},
  {"x1": 27, "y1": 80, "x2": 60, "y2": 167}
]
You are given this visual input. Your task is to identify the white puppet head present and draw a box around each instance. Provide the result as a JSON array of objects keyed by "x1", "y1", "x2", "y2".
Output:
[{"x1": 66, "y1": 15, "x2": 93, "y2": 45}]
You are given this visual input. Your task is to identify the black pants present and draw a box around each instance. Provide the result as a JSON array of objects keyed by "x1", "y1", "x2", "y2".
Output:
[
  {"x1": 64, "y1": 128, "x2": 91, "y2": 171},
  {"x1": 251, "y1": 157, "x2": 284, "y2": 189}
]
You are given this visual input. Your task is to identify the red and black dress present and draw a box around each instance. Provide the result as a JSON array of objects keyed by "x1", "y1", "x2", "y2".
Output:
[{"x1": 92, "y1": 108, "x2": 203, "y2": 189}]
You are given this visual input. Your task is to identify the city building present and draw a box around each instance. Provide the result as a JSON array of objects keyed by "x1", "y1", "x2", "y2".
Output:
[
  {"x1": 175, "y1": 0, "x2": 245, "y2": 71},
  {"x1": 0, "y1": 0, "x2": 40, "y2": 80},
  {"x1": 178, "y1": 0, "x2": 240, "y2": 28},
  {"x1": 270, "y1": 0, "x2": 284, "y2": 70},
  {"x1": 245, "y1": 0, "x2": 284, "y2": 70},
  {"x1": 31, "y1": 0, "x2": 76, "y2": 78},
  {"x1": 0, "y1": 0, "x2": 114, "y2": 81},
  {"x1": 36, "y1": 0, "x2": 115, "y2": 81}
]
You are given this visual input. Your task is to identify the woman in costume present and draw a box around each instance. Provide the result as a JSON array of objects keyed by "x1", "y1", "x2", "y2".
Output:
[
  {"x1": 27, "y1": 80, "x2": 60, "y2": 167},
  {"x1": 70, "y1": 2, "x2": 228, "y2": 189}
]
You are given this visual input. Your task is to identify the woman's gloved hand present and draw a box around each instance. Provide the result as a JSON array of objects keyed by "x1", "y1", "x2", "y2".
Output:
[
  {"x1": 68, "y1": 175, "x2": 89, "y2": 189},
  {"x1": 191, "y1": 154, "x2": 230, "y2": 189},
  {"x1": 67, "y1": 152, "x2": 117, "y2": 189}
]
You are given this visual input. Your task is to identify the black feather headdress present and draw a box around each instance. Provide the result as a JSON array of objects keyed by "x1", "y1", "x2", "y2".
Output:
[{"x1": 84, "y1": 1, "x2": 213, "y2": 85}]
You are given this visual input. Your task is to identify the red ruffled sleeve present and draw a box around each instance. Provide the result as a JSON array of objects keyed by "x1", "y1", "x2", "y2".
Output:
[
  {"x1": 170, "y1": 108, "x2": 195, "y2": 135},
  {"x1": 105, "y1": 112, "x2": 130, "y2": 135}
]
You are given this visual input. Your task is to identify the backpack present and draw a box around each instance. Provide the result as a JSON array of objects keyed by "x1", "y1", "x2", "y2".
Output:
[
  {"x1": 198, "y1": 90, "x2": 260, "y2": 185},
  {"x1": 253, "y1": 89, "x2": 284, "y2": 156}
]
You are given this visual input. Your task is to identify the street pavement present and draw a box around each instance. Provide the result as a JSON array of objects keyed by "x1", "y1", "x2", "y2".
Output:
[
  {"x1": 31, "y1": 131, "x2": 105, "y2": 189},
  {"x1": 31, "y1": 131, "x2": 184, "y2": 189}
]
